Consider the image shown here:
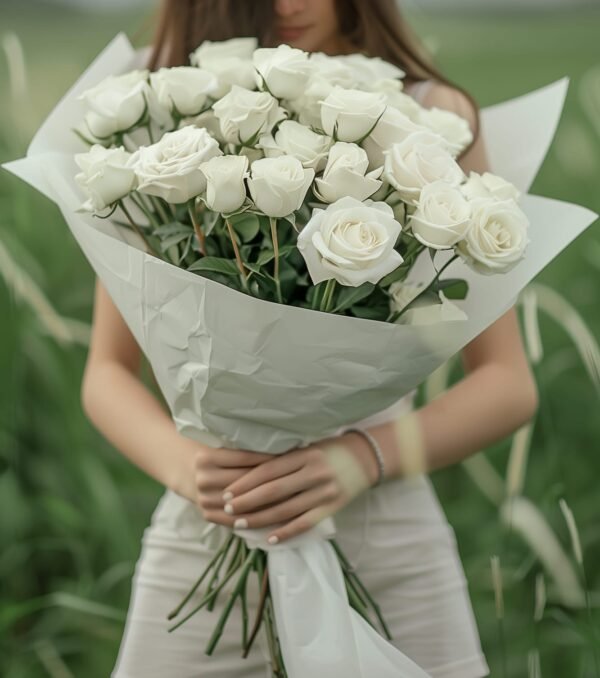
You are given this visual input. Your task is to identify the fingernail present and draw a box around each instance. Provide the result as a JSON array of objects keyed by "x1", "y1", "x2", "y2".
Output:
[
  {"x1": 224, "y1": 503, "x2": 234, "y2": 515},
  {"x1": 267, "y1": 535, "x2": 279, "y2": 545},
  {"x1": 222, "y1": 491, "x2": 234, "y2": 502},
  {"x1": 234, "y1": 518, "x2": 248, "y2": 529}
]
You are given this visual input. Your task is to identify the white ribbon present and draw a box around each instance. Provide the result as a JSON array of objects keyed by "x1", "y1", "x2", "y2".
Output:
[{"x1": 235, "y1": 519, "x2": 432, "y2": 677}]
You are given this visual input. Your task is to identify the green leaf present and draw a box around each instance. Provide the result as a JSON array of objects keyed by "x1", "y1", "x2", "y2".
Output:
[
  {"x1": 228, "y1": 212, "x2": 260, "y2": 243},
  {"x1": 331, "y1": 282, "x2": 375, "y2": 313},
  {"x1": 435, "y1": 278, "x2": 469, "y2": 300},
  {"x1": 350, "y1": 304, "x2": 389, "y2": 321},
  {"x1": 279, "y1": 259, "x2": 299, "y2": 299},
  {"x1": 379, "y1": 264, "x2": 409, "y2": 288},
  {"x1": 153, "y1": 221, "x2": 192, "y2": 238},
  {"x1": 203, "y1": 211, "x2": 221, "y2": 237},
  {"x1": 159, "y1": 231, "x2": 194, "y2": 252},
  {"x1": 243, "y1": 262, "x2": 267, "y2": 278},
  {"x1": 256, "y1": 244, "x2": 295, "y2": 266},
  {"x1": 187, "y1": 256, "x2": 240, "y2": 276}
]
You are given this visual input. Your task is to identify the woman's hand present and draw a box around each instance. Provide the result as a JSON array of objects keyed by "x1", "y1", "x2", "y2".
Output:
[
  {"x1": 191, "y1": 445, "x2": 274, "y2": 520},
  {"x1": 203, "y1": 432, "x2": 380, "y2": 543}
]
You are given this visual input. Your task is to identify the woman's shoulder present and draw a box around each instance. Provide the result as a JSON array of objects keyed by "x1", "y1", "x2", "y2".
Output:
[{"x1": 413, "y1": 79, "x2": 479, "y2": 134}]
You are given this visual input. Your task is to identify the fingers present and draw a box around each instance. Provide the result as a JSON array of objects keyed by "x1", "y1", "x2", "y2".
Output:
[
  {"x1": 196, "y1": 490, "x2": 230, "y2": 511},
  {"x1": 224, "y1": 469, "x2": 318, "y2": 514},
  {"x1": 227, "y1": 483, "x2": 340, "y2": 530},
  {"x1": 195, "y1": 467, "x2": 250, "y2": 492},
  {"x1": 267, "y1": 504, "x2": 334, "y2": 544},
  {"x1": 222, "y1": 448, "x2": 311, "y2": 499},
  {"x1": 195, "y1": 446, "x2": 272, "y2": 470}
]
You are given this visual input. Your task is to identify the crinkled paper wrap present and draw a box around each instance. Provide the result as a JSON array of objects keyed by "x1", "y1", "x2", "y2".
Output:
[{"x1": 3, "y1": 33, "x2": 597, "y2": 678}]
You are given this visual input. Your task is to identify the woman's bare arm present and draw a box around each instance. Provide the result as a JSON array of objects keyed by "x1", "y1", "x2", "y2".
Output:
[
  {"x1": 365, "y1": 82, "x2": 539, "y2": 477},
  {"x1": 81, "y1": 278, "x2": 271, "y2": 506}
]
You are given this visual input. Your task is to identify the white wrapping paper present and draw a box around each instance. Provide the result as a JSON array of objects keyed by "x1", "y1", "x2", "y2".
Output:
[{"x1": 3, "y1": 33, "x2": 597, "y2": 678}]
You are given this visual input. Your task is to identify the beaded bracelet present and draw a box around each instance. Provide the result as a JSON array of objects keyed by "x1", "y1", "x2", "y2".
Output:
[{"x1": 344, "y1": 426, "x2": 385, "y2": 486}]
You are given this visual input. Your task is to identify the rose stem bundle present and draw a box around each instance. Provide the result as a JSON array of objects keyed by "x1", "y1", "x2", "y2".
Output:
[
  {"x1": 166, "y1": 531, "x2": 392, "y2": 678},
  {"x1": 165, "y1": 534, "x2": 287, "y2": 676}
]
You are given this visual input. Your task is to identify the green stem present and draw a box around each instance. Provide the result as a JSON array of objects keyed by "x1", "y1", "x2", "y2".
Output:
[
  {"x1": 205, "y1": 533, "x2": 236, "y2": 612},
  {"x1": 148, "y1": 195, "x2": 170, "y2": 224},
  {"x1": 167, "y1": 550, "x2": 243, "y2": 633},
  {"x1": 311, "y1": 282, "x2": 324, "y2": 310},
  {"x1": 167, "y1": 539, "x2": 228, "y2": 620},
  {"x1": 188, "y1": 199, "x2": 207, "y2": 256},
  {"x1": 129, "y1": 192, "x2": 162, "y2": 232},
  {"x1": 319, "y1": 278, "x2": 337, "y2": 313},
  {"x1": 331, "y1": 538, "x2": 392, "y2": 640},
  {"x1": 269, "y1": 217, "x2": 283, "y2": 303},
  {"x1": 205, "y1": 549, "x2": 259, "y2": 655},
  {"x1": 226, "y1": 219, "x2": 250, "y2": 292},
  {"x1": 117, "y1": 200, "x2": 162, "y2": 259},
  {"x1": 242, "y1": 558, "x2": 269, "y2": 658},
  {"x1": 387, "y1": 252, "x2": 459, "y2": 323},
  {"x1": 264, "y1": 596, "x2": 287, "y2": 677}
]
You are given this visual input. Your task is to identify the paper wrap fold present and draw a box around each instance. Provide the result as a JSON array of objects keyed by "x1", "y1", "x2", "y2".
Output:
[{"x1": 3, "y1": 33, "x2": 597, "y2": 678}]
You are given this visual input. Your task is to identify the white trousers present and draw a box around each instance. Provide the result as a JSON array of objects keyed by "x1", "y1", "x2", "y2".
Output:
[{"x1": 111, "y1": 473, "x2": 490, "y2": 678}]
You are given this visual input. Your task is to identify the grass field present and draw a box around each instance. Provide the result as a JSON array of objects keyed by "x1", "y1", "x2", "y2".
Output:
[{"x1": 1, "y1": 3, "x2": 599, "y2": 677}]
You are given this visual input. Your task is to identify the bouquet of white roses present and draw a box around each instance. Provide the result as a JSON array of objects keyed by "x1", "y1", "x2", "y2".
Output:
[
  {"x1": 3, "y1": 33, "x2": 597, "y2": 678},
  {"x1": 72, "y1": 37, "x2": 531, "y2": 330}
]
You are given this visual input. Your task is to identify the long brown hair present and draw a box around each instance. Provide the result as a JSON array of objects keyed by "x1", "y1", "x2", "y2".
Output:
[{"x1": 139, "y1": 0, "x2": 480, "y2": 159}]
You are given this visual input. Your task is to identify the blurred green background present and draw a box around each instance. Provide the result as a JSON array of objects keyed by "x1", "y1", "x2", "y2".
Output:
[{"x1": 0, "y1": 2, "x2": 599, "y2": 676}]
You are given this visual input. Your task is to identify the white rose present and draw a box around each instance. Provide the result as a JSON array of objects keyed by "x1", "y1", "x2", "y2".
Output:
[
  {"x1": 75, "y1": 144, "x2": 137, "y2": 211},
  {"x1": 362, "y1": 106, "x2": 427, "y2": 169},
  {"x1": 200, "y1": 155, "x2": 249, "y2": 214},
  {"x1": 408, "y1": 180, "x2": 472, "y2": 249},
  {"x1": 321, "y1": 87, "x2": 387, "y2": 143},
  {"x1": 314, "y1": 142, "x2": 383, "y2": 204},
  {"x1": 258, "y1": 120, "x2": 331, "y2": 171},
  {"x1": 190, "y1": 38, "x2": 258, "y2": 98},
  {"x1": 370, "y1": 79, "x2": 423, "y2": 119},
  {"x1": 308, "y1": 52, "x2": 357, "y2": 87},
  {"x1": 212, "y1": 86, "x2": 285, "y2": 145},
  {"x1": 288, "y1": 76, "x2": 335, "y2": 129},
  {"x1": 179, "y1": 109, "x2": 224, "y2": 142},
  {"x1": 253, "y1": 44, "x2": 312, "y2": 99},
  {"x1": 384, "y1": 130, "x2": 465, "y2": 205},
  {"x1": 389, "y1": 283, "x2": 467, "y2": 325},
  {"x1": 287, "y1": 53, "x2": 356, "y2": 127},
  {"x1": 457, "y1": 197, "x2": 530, "y2": 273},
  {"x1": 247, "y1": 156, "x2": 314, "y2": 218},
  {"x1": 190, "y1": 37, "x2": 257, "y2": 63},
  {"x1": 297, "y1": 197, "x2": 403, "y2": 287},
  {"x1": 78, "y1": 70, "x2": 150, "y2": 139},
  {"x1": 149, "y1": 66, "x2": 218, "y2": 116},
  {"x1": 190, "y1": 38, "x2": 257, "y2": 98},
  {"x1": 460, "y1": 171, "x2": 521, "y2": 202},
  {"x1": 133, "y1": 126, "x2": 222, "y2": 203},
  {"x1": 418, "y1": 106, "x2": 473, "y2": 157},
  {"x1": 331, "y1": 54, "x2": 405, "y2": 89}
]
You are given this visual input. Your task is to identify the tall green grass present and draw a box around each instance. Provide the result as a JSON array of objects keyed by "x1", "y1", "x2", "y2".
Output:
[{"x1": 0, "y1": 4, "x2": 598, "y2": 676}]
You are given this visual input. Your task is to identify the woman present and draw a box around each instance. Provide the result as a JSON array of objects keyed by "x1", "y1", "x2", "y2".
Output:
[{"x1": 82, "y1": 1, "x2": 539, "y2": 676}]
